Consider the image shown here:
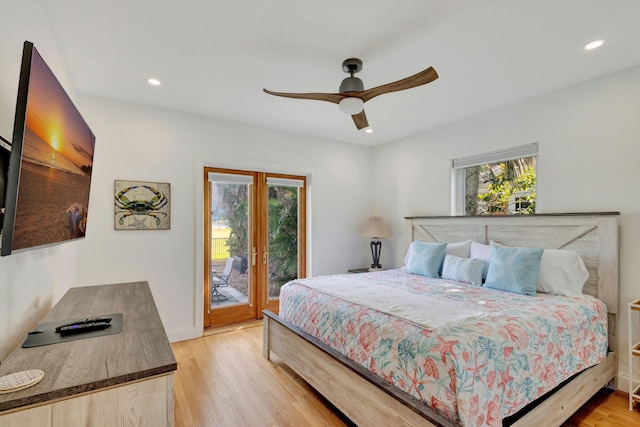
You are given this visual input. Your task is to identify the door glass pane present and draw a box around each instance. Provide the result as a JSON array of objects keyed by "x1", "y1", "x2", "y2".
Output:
[
  {"x1": 209, "y1": 176, "x2": 251, "y2": 309},
  {"x1": 267, "y1": 183, "x2": 299, "y2": 300}
]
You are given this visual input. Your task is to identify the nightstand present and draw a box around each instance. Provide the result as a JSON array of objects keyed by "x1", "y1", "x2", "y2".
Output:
[
  {"x1": 348, "y1": 268, "x2": 371, "y2": 273},
  {"x1": 348, "y1": 268, "x2": 386, "y2": 273}
]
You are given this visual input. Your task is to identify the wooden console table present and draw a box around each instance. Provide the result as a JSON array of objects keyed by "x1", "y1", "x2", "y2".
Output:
[{"x1": 0, "y1": 281, "x2": 177, "y2": 426}]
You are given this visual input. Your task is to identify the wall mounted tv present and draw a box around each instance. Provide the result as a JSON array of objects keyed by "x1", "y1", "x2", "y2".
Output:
[
  {"x1": 0, "y1": 41, "x2": 96, "y2": 256},
  {"x1": 0, "y1": 135, "x2": 10, "y2": 231}
]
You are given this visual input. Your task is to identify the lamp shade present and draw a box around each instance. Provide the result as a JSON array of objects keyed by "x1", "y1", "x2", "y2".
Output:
[
  {"x1": 339, "y1": 97, "x2": 364, "y2": 115},
  {"x1": 361, "y1": 217, "x2": 391, "y2": 239}
]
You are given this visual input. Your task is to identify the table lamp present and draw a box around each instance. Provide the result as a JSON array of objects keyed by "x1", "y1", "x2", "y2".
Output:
[{"x1": 361, "y1": 217, "x2": 391, "y2": 271}]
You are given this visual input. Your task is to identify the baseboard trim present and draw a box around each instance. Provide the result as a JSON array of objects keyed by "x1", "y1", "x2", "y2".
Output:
[
  {"x1": 617, "y1": 372, "x2": 640, "y2": 394},
  {"x1": 166, "y1": 326, "x2": 201, "y2": 343}
]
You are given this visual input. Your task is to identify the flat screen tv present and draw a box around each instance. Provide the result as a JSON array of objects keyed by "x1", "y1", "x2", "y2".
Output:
[
  {"x1": 0, "y1": 135, "x2": 10, "y2": 230},
  {"x1": 0, "y1": 41, "x2": 96, "y2": 256}
]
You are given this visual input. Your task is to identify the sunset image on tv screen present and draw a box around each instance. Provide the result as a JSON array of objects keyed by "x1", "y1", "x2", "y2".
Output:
[{"x1": 11, "y1": 46, "x2": 95, "y2": 251}]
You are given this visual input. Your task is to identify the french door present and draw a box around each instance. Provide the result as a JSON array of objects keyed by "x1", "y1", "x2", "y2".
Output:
[{"x1": 203, "y1": 167, "x2": 306, "y2": 328}]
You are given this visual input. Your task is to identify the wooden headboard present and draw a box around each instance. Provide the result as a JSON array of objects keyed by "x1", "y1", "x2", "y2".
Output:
[{"x1": 405, "y1": 213, "x2": 620, "y2": 352}]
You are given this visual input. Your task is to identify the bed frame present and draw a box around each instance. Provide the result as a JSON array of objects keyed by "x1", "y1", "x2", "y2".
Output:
[{"x1": 263, "y1": 213, "x2": 619, "y2": 426}]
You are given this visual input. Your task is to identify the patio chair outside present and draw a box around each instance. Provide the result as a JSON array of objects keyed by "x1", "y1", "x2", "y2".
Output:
[{"x1": 211, "y1": 257, "x2": 234, "y2": 302}]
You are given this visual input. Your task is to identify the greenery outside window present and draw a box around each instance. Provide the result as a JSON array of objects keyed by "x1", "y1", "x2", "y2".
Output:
[{"x1": 452, "y1": 143, "x2": 538, "y2": 215}]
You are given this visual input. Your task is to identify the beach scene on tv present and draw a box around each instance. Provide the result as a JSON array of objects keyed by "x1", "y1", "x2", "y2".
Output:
[{"x1": 12, "y1": 47, "x2": 95, "y2": 251}]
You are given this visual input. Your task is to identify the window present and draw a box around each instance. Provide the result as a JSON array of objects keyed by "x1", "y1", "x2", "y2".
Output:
[{"x1": 452, "y1": 143, "x2": 538, "y2": 215}]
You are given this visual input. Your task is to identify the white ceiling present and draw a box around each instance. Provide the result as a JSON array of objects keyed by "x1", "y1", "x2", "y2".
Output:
[{"x1": 39, "y1": 0, "x2": 640, "y2": 146}]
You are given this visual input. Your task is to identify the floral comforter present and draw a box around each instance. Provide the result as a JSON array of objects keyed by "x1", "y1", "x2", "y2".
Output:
[{"x1": 279, "y1": 269, "x2": 608, "y2": 427}]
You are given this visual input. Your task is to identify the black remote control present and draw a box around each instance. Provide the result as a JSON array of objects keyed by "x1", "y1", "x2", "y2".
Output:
[
  {"x1": 55, "y1": 317, "x2": 112, "y2": 332},
  {"x1": 58, "y1": 321, "x2": 112, "y2": 335}
]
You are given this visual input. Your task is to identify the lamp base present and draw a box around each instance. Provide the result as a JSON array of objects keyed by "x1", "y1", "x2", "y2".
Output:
[{"x1": 369, "y1": 240, "x2": 383, "y2": 271}]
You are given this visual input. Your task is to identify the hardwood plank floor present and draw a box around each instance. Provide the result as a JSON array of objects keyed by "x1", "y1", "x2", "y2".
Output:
[{"x1": 172, "y1": 323, "x2": 640, "y2": 426}]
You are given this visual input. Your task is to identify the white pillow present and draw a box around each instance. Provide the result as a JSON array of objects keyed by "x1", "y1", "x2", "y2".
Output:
[
  {"x1": 470, "y1": 241, "x2": 491, "y2": 260},
  {"x1": 403, "y1": 242, "x2": 414, "y2": 268},
  {"x1": 470, "y1": 241, "x2": 491, "y2": 279},
  {"x1": 537, "y1": 249, "x2": 589, "y2": 296},
  {"x1": 404, "y1": 240, "x2": 472, "y2": 268},
  {"x1": 446, "y1": 239, "x2": 472, "y2": 258}
]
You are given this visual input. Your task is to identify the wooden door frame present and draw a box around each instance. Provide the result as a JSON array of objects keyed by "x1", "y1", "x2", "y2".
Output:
[
  {"x1": 203, "y1": 168, "x2": 306, "y2": 328},
  {"x1": 261, "y1": 172, "x2": 307, "y2": 314},
  {"x1": 203, "y1": 168, "x2": 258, "y2": 328}
]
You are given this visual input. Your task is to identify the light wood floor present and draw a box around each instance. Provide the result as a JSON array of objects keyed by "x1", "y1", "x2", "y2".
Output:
[{"x1": 172, "y1": 323, "x2": 640, "y2": 426}]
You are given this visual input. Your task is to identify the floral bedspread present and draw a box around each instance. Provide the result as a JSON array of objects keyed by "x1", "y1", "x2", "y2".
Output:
[{"x1": 279, "y1": 269, "x2": 608, "y2": 427}]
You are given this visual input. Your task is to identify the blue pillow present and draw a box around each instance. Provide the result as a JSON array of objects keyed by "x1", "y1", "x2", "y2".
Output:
[
  {"x1": 484, "y1": 244, "x2": 543, "y2": 296},
  {"x1": 442, "y1": 254, "x2": 485, "y2": 286},
  {"x1": 406, "y1": 241, "x2": 447, "y2": 277}
]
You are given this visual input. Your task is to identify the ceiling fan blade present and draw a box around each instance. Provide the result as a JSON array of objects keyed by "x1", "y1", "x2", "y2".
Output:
[
  {"x1": 358, "y1": 67, "x2": 438, "y2": 103},
  {"x1": 351, "y1": 110, "x2": 369, "y2": 130},
  {"x1": 263, "y1": 89, "x2": 343, "y2": 104}
]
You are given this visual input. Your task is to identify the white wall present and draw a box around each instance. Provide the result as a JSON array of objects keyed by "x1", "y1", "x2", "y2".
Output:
[
  {"x1": 372, "y1": 65, "x2": 640, "y2": 389},
  {"x1": 0, "y1": 1, "x2": 80, "y2": 360},
  {"x1": 1, "y1": 0, "x2": 373, "y2": 355},
  {"x1": 73, "y1": 95, "x2": 373, "y2": 341}
]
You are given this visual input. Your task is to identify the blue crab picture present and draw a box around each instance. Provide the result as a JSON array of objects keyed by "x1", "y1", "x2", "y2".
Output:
[{"x1": 114, "y1": 182, "x2": 170, "y2": 229}]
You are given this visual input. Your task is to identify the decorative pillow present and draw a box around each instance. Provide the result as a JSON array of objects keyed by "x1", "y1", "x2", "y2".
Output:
[
  {"x1": 406, "y1": 241, "x2": 447, "y2": 278},
  {"x1": 470, "y1": 241, "x2": 491, "y2": 279},
  {"x1": 537, "y1": 249, "x2": 589, "y2": 296},
  {"x1": 404, "y1": 239, "x2": 472, "y2": 268},
  {"x1": 441, "y1": 254, "x2": 485, "y2": 286},
  {"x1": 484, "y1": 244, "x2": 544, "y2": 296}
]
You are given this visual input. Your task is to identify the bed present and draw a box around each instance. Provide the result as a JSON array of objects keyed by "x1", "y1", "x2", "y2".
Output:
[{"x1": 263, "y1": 213, "x2": 619, "y2": 426}]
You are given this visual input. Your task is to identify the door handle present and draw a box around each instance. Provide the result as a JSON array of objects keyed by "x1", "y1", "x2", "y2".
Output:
[
  {"x1": 251, "y1": 247, "x2": 257, "y2": 266},
  {"x1": 263, "y1": 248, "x2": 268, "y2": 264}
]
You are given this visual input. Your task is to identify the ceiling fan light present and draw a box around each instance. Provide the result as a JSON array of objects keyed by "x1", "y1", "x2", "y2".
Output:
[{"x1": 339, "y1": 97, "x2": 364, "y2": 115}]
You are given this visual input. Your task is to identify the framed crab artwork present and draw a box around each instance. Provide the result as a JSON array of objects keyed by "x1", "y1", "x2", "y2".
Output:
[{"x1": 114, "y1": 180, "x2": 171, "y2": 230}]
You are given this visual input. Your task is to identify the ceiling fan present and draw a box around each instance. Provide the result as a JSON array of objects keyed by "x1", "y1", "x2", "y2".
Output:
[{"x1": 263, "y1": 58, "x2": 438, "y2": 130}]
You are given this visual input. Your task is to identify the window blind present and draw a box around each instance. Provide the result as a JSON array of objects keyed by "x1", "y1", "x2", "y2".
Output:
[
  {"x1": 266, "y1": 177, "x2": 305, "y2": 188},
  {"x1": 207, "y1": 172, "x2": 254, "y2": 184},
  {"x1": 452, "y1": 142, "x2": 538, "y2": 169}
]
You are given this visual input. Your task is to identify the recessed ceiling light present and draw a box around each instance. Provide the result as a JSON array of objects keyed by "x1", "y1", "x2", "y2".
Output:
[
  {"x1": 146, "y1": 78, "x2": 161, "y2": 86},
  {"x1": 585, "y1": 40, "x2": 604, "y2": 50},
  {"x1": 364, "y1": 128, "x2": 373, "y2": 134}
]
